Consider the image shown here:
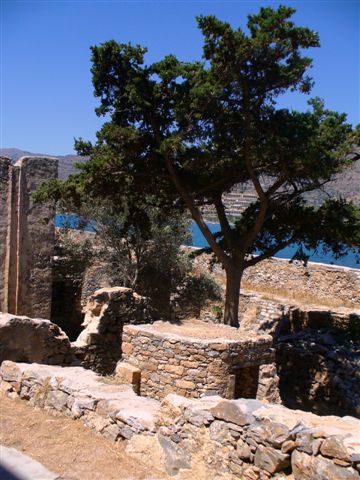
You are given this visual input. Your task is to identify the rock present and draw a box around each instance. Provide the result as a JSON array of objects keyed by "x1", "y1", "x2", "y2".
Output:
[
  {"x1": 320, "y1": 436, "x2": 350, "y2": 461},
  {"x1": 292, "y1": 450, "x2": 359, "y2": 480},
  {"x1": 0, "y1": 313, "x2": 72, "y2": 365},
  {"x1": 237, "y1": 438, "x2": 252, "y2": 460},
  {"x1": 254, "y1": 445, "x2": 290, "y2": 474},
  {"x1": 211, "y1": 399, "x2": 261, "y2": 426},
  {"x1": 0, "y1": 361, "x2": 23, "y2": 382},
  {"x1": 103, "y1": 423, "x2": 121, "y2": 441},
  {"x1": 209, "y1": 420, "x2": 233, "y2": 444},
  {"x1": 46, "y1": 390, "x2": 69, "y2": 411},
  {"x1": 281, "y1": 440, "x2": 297, "y2": 454},
  {"x1": 158, "y1": 434, "x2": 191, "y2": 475},
  {"x1": 184, "y1": 406, "x2": 214, "y2": 427},
  {"x1": 247, "y1": 420, "x2": 292, "y2": 448}
]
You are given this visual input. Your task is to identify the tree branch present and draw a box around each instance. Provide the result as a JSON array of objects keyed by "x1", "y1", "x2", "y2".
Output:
[
  {"x1": 163, "y1": 153, "x2": 230, "y2": 267},
  {"x1": 214, "y1": 194, "x2": 233, "y2": 250},
  {"x1": 244, "y1": 239, "x2": 293, "y2": 268}
]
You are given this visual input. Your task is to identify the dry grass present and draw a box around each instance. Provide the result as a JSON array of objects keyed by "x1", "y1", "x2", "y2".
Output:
[{"x1": 0, "y1": 394, "x2": 168, "y2": 480}]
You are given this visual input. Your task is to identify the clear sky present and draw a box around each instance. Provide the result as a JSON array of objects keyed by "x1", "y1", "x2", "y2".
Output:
[{"x1": 1, "y1": 0, "x2": 359, "y2": 155}]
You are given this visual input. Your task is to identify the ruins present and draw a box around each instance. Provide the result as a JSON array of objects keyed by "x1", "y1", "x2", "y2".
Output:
[
  {"x1": 0, "y1": 154, "x2": 360, "y2": 479},
  {"x1": 0, "y1": 156, "x2": 58, "y2": 319}
]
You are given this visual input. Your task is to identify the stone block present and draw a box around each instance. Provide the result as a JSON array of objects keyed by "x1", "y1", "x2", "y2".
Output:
[
  {"x1": 115, "y1": 362, "x2": 141, "y2": 385},
  {"x1": 320, "y1": 436, "x2": 350, "y2": 461},
  {"x1": 164, "y1": 364, "x2": 184, "y2": 375},
  {"x1": 211, "y1": 399, "x2": 261, "y2": 426},
  {"x1": 175, "y1": 380, "x2": 195, "y2": 390},
  {"x1": 122, "y1": 342, "x2": 133, "y2": 355},
  {"x1": 292, "y1": 450, "x2": 358, "y2": 480},
  {"x1": 254, "y1": 445, "x2": 290, "y2": 474}
]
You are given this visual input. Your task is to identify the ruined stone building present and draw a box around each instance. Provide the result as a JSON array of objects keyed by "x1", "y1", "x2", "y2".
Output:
[{"x1": 0, "y1": 156, "x2": 58, "y2": 319}]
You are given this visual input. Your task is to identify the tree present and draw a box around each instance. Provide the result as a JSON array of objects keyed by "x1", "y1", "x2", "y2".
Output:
[
  {"x1": 37, "y1": 6, "x2": 360, "y2": 327},
  {"x1": 86, "y1": 199, "x2": 191, "y2": 316}
]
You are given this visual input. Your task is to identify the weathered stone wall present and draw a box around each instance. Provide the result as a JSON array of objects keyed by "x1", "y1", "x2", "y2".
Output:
[
  {"x1": 121, "y1": 323, "x2": 278, "y2": 402},
  {"x1": 72, "y1": 287, "x2": 156, "y2": 374},
  {"x1": 238, "y1": 291, "x2": 360, "y2": 338},
  {"x1": 236, "y1": 292, "x2": 360, "y2": 417},
  {"x1": 1, "y1": 361, "x2": 359, "y2": 479},
  {"x1": 0, "y1": 158, "x2": 12, "y2": 310},
  {"x1": 276, "y1": 331, "x2": 360, "y2": 418},
  {"x1": 242, "y1": 257, "x2": 360, "y2": 308},
  {"x1": 0, "y1": 156, "x2": 58, "y2": 319},
  {"x1": 194, "y1": 252, "x2": 360, "y2": 308},
  {"x1": 0, "y1": 313, "x2": 73, "y2": 365}
]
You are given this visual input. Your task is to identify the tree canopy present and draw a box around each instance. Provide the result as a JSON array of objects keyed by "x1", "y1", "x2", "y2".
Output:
[{"x1": 36, "y1": 5, "x2": 360, "y2": 327}]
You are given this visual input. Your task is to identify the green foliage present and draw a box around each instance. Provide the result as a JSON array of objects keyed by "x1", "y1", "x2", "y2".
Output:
[
  {"x1": 54, "y1": 230, "x2": 94, "y2": 286},
  {"x1": 36, "y1": 5, "x2": 360, "y2": 325},
  {"x1": 176, "y1": 273, "x2": 222, "y2": 318},
  {"x1": 89, "y1": 199, "x2": 191, "y2": 293}
]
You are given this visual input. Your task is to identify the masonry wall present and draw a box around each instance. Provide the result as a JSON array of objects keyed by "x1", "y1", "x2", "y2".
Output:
[
  {"x1": 121, "y1": 324, "x2": 277, "y2": 401},
  {"x1": 194, "y1": 252, "x2": 360, "y2": 308},
  {"x1": 242, "y1": 257, "x2": 360, "y2": 308},
  {"x1": 1, "y1": 361, "x2": 359, "y2": 479},
  {"x1": 0, "y1": 158, "x2": 12, "y2": 310},
  {"x1": 0, "y1": 156, "x2": 58, "y2": 318}
]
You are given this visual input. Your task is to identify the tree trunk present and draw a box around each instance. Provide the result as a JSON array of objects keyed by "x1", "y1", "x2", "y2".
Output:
[{"x1": 223, "y1": 265, "x2": 243, "y2": 328}]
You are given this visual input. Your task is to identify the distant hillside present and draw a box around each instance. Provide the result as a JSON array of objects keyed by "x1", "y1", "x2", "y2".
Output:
[
  {"x1": 1, "y1": 147, "x2": 359, "y2": 205},
  {"x1": 0, "y1": 148, "x2": 88, "y2": 180}
]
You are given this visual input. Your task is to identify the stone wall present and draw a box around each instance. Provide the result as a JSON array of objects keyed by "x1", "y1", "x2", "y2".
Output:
[
  {"x1": 194, "y1": 252, "x2": 360, "y2": 308},
  {"x1": 121, "y1": 322, "x2": 279, "y2": 402},
  {"x1": 1, "y1": 361, "x2": 359, "y2": 479},
  {"x1": 238, "y1": 291, "x2": 360, "y2": 338},
  {"x1": 0, "y1": 313, "x2": 73, "y2": 365},
  {"x1": 0, "y1": 156, "x2": 58, "y2": 319},
  {"x1": 242, "y1": 257, "x2": 360, "y2": 308},
  {"x1": 276, "y1": 331, "x2": 360, "y2": 418}
]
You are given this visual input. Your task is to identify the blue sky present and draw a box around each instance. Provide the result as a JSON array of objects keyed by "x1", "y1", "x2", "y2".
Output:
[{"x1": 2, "y1": 0, "x2": 359, "y2": 155}]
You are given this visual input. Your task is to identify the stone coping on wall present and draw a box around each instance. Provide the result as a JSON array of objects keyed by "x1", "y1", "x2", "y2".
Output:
[
  {"x1": 1, "y1": 361, "x2": 359, "y2": 479},
  {"x1": 0, "y1": 361, "x2": 159, "y2": 438},
  {"x1": 123, "y1": 320, "x2": 273, "y2": 346}
]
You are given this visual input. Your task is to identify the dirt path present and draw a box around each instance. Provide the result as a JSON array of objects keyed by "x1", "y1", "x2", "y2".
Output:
[{"x1": 0, "y1": 394, "x2": 167, "y2": 480}]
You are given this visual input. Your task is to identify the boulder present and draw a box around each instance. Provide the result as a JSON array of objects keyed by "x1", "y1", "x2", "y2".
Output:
[{"x1": 0, "y1": 313, "x2": 72, "y2": 365}]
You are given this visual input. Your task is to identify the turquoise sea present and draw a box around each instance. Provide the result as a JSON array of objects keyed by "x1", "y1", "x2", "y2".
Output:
[{"x1": 55, "y1": 214, "x2": 359, "y2": 269}]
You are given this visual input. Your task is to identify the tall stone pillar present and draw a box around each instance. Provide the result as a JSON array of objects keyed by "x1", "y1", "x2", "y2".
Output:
[
  {"x1": 0, "y1": 157, "x2": 12, "y2": 311},
  {"x1": 0, "y1": 156, "x2": 58, "y2": 319}
]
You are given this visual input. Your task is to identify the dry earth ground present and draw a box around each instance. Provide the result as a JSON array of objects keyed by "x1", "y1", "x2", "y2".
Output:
[{"x1": 0, "y1": 394, "x2": 168, "y2": 480}]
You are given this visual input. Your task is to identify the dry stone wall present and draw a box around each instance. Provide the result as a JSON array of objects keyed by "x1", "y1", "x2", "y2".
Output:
[
  {"x1": 242, "y1": 257, "x2": 360, "y2": 308},
  {"x1": 1, "y1": 361, "x2": 359, "y2": 480},
  {"x1": 276, "y1": 330, "x2": 360, "y2": 418},
  {"x1": 121, "y1": 323, "x2": 279, "y2": 402},
  {"x1": 0, "y1": 156, "x2": 58, "y2": 319},
  {"x1": 194, "y1": 252, "x2": 360, "y2": 308}
]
